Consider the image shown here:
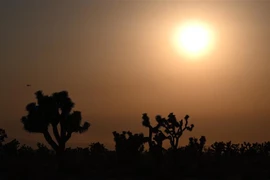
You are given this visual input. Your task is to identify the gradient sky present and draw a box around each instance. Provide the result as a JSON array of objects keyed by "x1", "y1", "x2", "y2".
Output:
[{"x1": 1, "y1": 1, "x2": 270, "y2": 149}]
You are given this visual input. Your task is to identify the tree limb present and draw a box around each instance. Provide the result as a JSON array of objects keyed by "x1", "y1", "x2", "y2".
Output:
[
  {"x1": 60, "y1": 116, "x2": 66, "y2": 139},
  {"x1": 43, "y1": 131, "x2": 58, "y2": 151},
  {"x1": 52, "y1": 125, "x2": 61, "y2": 145}
]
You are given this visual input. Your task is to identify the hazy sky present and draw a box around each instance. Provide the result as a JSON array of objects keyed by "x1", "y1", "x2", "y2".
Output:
[{"x1": 1, "y1": 1, "x2": 270, "y2": 149}]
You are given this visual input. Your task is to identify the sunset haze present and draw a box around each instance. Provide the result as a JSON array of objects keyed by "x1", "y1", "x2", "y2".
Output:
[{"x1": 1, "y1": 1, "x2": 270, "y2": 149}]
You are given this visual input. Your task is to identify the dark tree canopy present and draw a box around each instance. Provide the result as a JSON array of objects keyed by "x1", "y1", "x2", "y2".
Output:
[{"x1": 21, "y1": 90, "x2": 90, "y2": 155}]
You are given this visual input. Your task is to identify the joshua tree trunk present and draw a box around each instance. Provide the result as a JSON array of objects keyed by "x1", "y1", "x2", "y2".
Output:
[
  {"x1": 56, "y1": 140, "x2": 66, "y2": 156},
  {"x1": 56, "y1": 141, "x2": 66, "y2": 171},
  {"x1": 148, "y1": 128, "x2": 153, "y2": 151}
]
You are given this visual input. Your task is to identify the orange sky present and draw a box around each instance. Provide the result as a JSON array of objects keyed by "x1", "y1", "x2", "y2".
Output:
[{"x1": 0, "y1": 1, "x2": 270, "y2": 149}]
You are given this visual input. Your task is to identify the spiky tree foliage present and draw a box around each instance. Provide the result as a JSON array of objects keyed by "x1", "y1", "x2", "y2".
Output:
[
  {"x1": 142, "y1": 113, "x2": 166, "y2": 152},
  {"x1": 0, "y1": 129, "x2": 7, "y2": 146},
  {"x1": 21, "y1": 90, "x2": 90, "y2": 156},
  {"x1": 142, "y1": 113, "x2": 194, "y2": 151},
  {"x1": 164, "y1": 113, "x2": 194, "y2": 150}
]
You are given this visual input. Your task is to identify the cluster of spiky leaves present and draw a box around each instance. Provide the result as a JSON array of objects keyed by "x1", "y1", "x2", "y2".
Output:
[
  {"x1": 21, "y1": 91, "x2": 90, "y2": 134},
  {"x1": 21, "y1": 90, "x2": 90, "y2": 152},
  {"x1": 142, "y1": 113, "x2": 194, "y2": 150}
]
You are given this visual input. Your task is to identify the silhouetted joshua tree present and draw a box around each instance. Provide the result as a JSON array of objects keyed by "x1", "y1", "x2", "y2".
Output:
[
  {"x1": 142, "y1": 113, "x2": 166, "y2": 152},
  {"x1": 164, "y1": 113, "x2": 194, "y2": 150},
  {"x1": 142, "y1": 113, "x2": 194, "y2": 151},
  {"x1": 21, "y1": 90, "x2": 90, "y2": 157}
]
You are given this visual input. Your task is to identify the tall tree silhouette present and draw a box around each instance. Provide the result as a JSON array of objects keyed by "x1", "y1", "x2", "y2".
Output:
[{"x1": 21, "y1": 90, "x2": 90, "y2": 157}]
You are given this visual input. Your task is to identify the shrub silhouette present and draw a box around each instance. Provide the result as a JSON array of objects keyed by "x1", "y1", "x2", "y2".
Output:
[
  {"x1": 89, "y1": 142, "x2": 108, "y2": 155},
  {"x1": 89, "y1": 142, "x2": 109, "y2": 168},
  {"x1": 21, "y1": 90, "x2": 90, "y2": 157},
  {"x1": 262, "y1": 142, "x2": 270, "y2": 156},
  {"x1": 223, "y1": 141, "x2": 240, "y2": 156},
  {"x1": 210, "y1": 141, "x2": 226, "y2": 156},
  {"x1": 3, "y1": 139, "x2": 20, "y2": 156},
  {"x1": 18, "y1": 144, "x2": 34, "y2": 156},
  {"x1": 36, "y1": 142, "x2": 52, "y2": 156},
  {"x1": 113, "y1": 131, "x2": 147, "y2": 164},
  {"x1": 186, "y1": 136, "x2": 206, "y2": 156},
  {"x1": 0, "y1": 129, "x2": 7, "y2": 146}
]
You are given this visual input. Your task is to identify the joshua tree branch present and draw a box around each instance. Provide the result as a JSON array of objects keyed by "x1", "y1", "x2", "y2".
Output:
[
  {"x1": 148, "y1": 128, "x2": 153, "y2": 149},
  {"x1": 43, "y1": 130, "x2": 58, "y2": 151},
  {"x1": 60, "y1": 116, "x2": 66, "y2": 139},
  {"x1": 52, "y1": 125, "x2": 61, "y2": 144},
  {"x1": 184, "y1": 119, "x2": 188, "y2": 128},
  {"x1": 177, "y1": 120, "x2": 188, "y2": 134}
]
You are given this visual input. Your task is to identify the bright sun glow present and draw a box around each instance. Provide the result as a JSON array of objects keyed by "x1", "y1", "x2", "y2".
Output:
[{"x1": 172, "y1": 21, "x2": 214, "y2": 59}]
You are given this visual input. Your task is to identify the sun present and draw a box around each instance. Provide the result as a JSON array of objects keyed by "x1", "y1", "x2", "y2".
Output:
[{"x1": 172, "y1": 21, "x2": 214, "y2": 58}]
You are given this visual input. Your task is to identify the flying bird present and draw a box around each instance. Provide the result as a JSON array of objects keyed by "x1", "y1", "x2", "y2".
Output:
[{"x1": 26, "y1": 84, "x2": 31, "y2": 87}]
